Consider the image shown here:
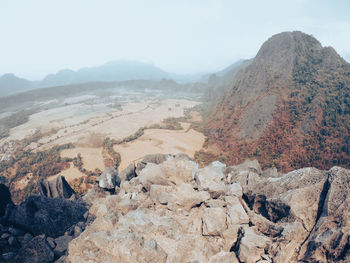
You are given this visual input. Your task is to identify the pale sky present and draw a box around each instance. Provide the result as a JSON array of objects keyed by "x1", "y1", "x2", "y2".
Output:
[{"x1": 0, "y1": 0, "x2": 349, "y2": 80}]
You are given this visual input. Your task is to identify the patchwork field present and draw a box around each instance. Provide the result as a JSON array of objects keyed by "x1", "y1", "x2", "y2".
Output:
[{"x1": 0, "y1": 89, "x2": 205, "y2": 201}]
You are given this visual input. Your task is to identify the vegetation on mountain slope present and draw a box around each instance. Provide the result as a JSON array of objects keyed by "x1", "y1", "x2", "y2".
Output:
[{"x1": 202, "y1": 31, "x2": 350, "y2": 172}]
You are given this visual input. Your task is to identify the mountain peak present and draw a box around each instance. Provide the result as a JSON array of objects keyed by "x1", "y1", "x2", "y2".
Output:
[{"x1": 204, "y1": 31, "x2": 350, "y2": 172}]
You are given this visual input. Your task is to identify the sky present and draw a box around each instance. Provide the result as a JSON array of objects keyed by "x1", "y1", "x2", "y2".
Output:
[{"x1": 0, "y1": 0, "x2": 349, "y2": 80}]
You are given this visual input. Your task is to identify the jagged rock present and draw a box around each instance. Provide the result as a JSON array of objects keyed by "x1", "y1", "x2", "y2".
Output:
[
  {"x1": 0, "y1": 184, "x2": 12, "y2": 217},
  {"x1": 208, "y1": 251, "x2": 239, "y2": 263},
  {"x1": 65, "y1": 155, "x2": 350, "y2": 263},
  {"x1": 135, "y1": 153, "x2": 170, "y2": 175},
  {"x1": 13, "y1": 235, "x2": 54, "y2": 263},
  {"x1": 194, "y1": 161, "x2": 227, "y2": 198},
  {"x1": 119, "y1": 162, "x2": 136, "y2": 181},
  {"x1": 54, "y1": 235, "x2": 72, "y2": 257},
  {"x1": 226, "y1": 196, "x2": 249, "y2": 225},
  {"x1": 46, "y1": 237, "x2": 56, "y2": 249},
  {"x1": 98, "y1": 167, "x2": 121, "y2": 189},
  {"x1": 150, "y1": 183, "x2": 210, "y2": 212},
  {"x1": 235, "y1": 227, "x2": 270, "y2": 263},
  {"x1": 82, "y1": 185, "x2": 110, "y2": 207},
  {"x1": 38, "y1": 176, "x2": 76, "y2": 199},
  {"x1": 298, "y1": 166, "x2": 350, "y2": 262},
  {"x1": 4, "y1": 196, "x2": 87, "y2": 238},
  {"x1": 202, "y1": 207, "x2": 227, "y2": 236},
  {"x1": 226, "y1": 182, "x2": 243, "y2": 197}
]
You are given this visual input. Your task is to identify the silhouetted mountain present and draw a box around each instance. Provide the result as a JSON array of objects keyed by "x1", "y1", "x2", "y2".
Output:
[
  {"x1": 0, "y1": 74, "x2": 33, "y2": 96},
  {"x1": 203, "y1": 31, "x2": 350, "y2": 172}
]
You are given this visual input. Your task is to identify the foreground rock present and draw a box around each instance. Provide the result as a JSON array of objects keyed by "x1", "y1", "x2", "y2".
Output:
[
  {"x1": 66, "y1": 156, "x2": 349, "y2": 263},
  {"x1": 3, "y1": 196, "x2": 87, "y2": 238},
  {"x1": 0, "y1": 184, "x2": 12, "y2": 217},
  {"x1": 38, "y1": 176, "x2": 76, "y2": 199}
]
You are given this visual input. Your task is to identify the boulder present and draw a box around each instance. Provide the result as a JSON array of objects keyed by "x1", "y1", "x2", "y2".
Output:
[
  {"x1": 226, "y1": 196, "x2": 250, "y2": 225},
  {"x1": 135, "y1": 153, "x2": 170, "y2": 175},
  {"x1": 0, "y1": 184, "x2": 12, "y2": 217},
  {"x1": 202, "y1": 207, "x2": 227, "y2": 236},
  {"x1": 119, "y1": 163, "x2": 136, "y2": 182},
  {"x1": 13, "y1": 236, "x2": 54, "y2": 263},
  {"x1": 38, "y1": 176, "x2": 76, "y2": 199},
  {"x1": 194, "y1": 161, "x2": 227, "y2": 198},
  {"x1": 235, "y1": 227, "x2": 270, "y2": 263},
  {"x1": 4, "y1": 196, "x2": 87, "y2": 238},
  {"x1": 98, "y1": 167, "x2": 121, "y2": 189},
  {"x1": 54, "y1": 235, "x2": 72, "y2": 257},
  {"x1": 150, "y1": 183, "x2": 210, "y2": 211}
]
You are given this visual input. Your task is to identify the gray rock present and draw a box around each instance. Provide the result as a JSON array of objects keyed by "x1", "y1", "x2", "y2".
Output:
[
  {"x1": 98, "y1": 167, "x2": 121, "y2": 189},
  {"x1": 135, "y1": 154, "x2": 170, "y2": 175},
  {"x1": 46, "y1": 237, "x2": 56, "y2": 249},
  {"x1": 38, "y1": 176, "x2": 76, "y2": 199},
  {"x1": 13, "y1": 235, "x2": 54, "y2": 263},
  {"x1": 73, "y1": 226, "x2": 82, "y2": 237},
  {"x1": 54, "y1": 235, "x2": 72, "y2": 257},
  {"x1": 119, "y1": 163, "x2": 136, "y2": 181}
]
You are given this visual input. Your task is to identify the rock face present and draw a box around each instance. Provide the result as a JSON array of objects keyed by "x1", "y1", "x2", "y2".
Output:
[
  {"x1": 66, "y1": 156, "x2": 350, "y2": 263},
  {"x1": 0, "y1": 184, "x2": 12, "y2": 217},
  {"x1": 3, "y1": 196, "x2": 87, "y2": 238},
  {"x1": 38, "y1": 176, "x2": 76, "y2": 199}
]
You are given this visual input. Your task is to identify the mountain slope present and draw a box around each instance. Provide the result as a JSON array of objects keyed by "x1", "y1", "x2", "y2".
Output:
[
  {"x1": 203, "y1": 31, "x2": 350, "y2": 172},
  {"x1": 0, "y1": 74, "x2": 33, "y2": 96}
]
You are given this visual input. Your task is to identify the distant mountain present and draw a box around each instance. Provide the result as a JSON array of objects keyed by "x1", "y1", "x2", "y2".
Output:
[
  {"x1": 0, "y1": 74, "x2": 33, "y2": 97},
  {"x1": 203, "y1": 31, "x2": 350, "y2": 172},
  {"x1": 38, "y1": 60, "x2": 173, "y2": 88},
  {"x1": 0, "y1": 60, "x2": 207, "y2": 97}
]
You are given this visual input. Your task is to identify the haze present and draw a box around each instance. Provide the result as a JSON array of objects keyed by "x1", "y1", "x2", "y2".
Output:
[{"x1": 1, "y1": 0, "x2": 349, "y2": 80}]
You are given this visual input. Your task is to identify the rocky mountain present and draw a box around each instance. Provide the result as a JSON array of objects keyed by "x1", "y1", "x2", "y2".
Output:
[
  {"x1": 0, "y1": 74, "x2": 33, "y2": 97},
  {"x1": 203, "y1": 31, "x2": 350, "y2": 172}
]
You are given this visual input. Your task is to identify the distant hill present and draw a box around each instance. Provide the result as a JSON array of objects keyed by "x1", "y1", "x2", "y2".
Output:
[
  {"x1": 0, "y1": 60, "x2": 206, "y2": 97},
  {"x1": 202, "y1": 31, "x2": 350, "y2": 172},
  {"x1": 37, "y1": 60, "x2": 172, "y2": 88},
  {"x1": 0, "y1": 74, "x2": 33, "y2": 97}
]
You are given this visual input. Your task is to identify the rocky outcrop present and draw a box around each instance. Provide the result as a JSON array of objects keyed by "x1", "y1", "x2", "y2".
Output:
[
  {"x1": 66, "y1": 156, "x2": 349, "y2": 263},
  {"x1": 0, "y1": 184, "x2": 12, "y2": 217},
  {"x1": 38, "y1": 176, "x2": 76, "y2": 199},
  {"x1": 3, "y1": 196, "x2": 87, "y2": 238}
]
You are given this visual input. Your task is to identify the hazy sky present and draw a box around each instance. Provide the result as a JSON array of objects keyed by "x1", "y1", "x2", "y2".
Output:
[{"x1": 1, "y1": 0, "x2": 349, "y2": 80}]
